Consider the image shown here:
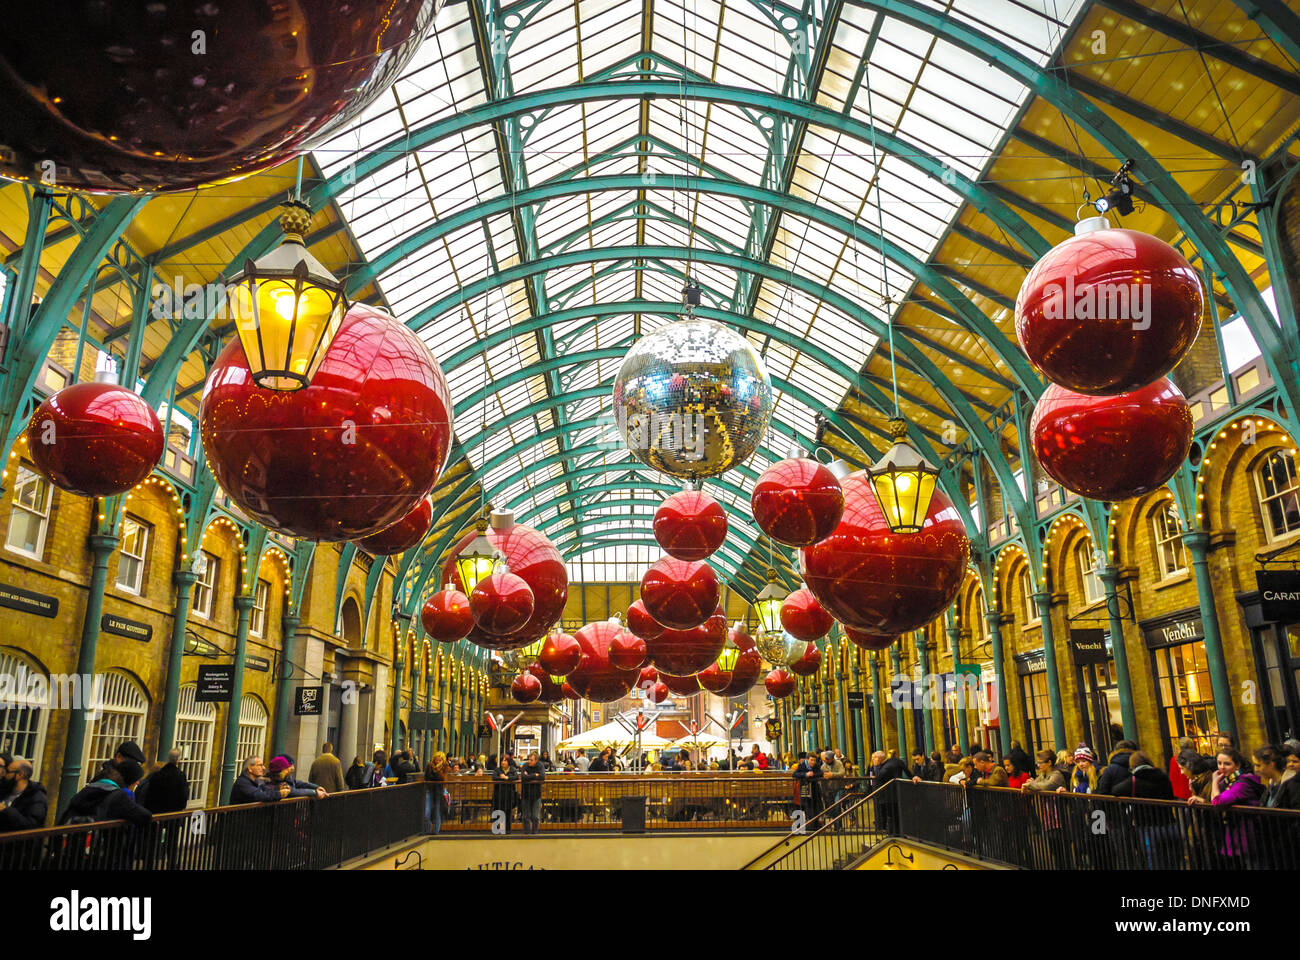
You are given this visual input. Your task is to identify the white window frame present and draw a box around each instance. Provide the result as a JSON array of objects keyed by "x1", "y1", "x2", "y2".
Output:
[
  {"x1": 250, "y1": 578, "x2": 270, "y2": 638},
  {"x1": 82, "y1": 670, "x2": 148, "y2": 783},
  {"x1": 1255, "y1": 449, "x2": 1300, "y2": 543},
  {"x1": 192, "y1": 551, "x2": 219, "y2": 620},
  {"x1": 236, "y1": 695, "x2": 268, "y2": 767},
  {"x1": 1019, "y1": 565, "x2": 1040, "y2": 627},
  {"x1": 1151, "y1": 504, "x2": 1188, "y2": 580},
  {"x1": 174, "y1": 683, "x2": 216, "y2": 808},
  {"x1": 1075, "y1": 541, "x2": 1104, "y2": 606},
  {"x1": 5, "y1": 466, "x2": 52, "y2": 561},
  {"x1": 0, "y1": 647, "x2": 50, "y2": 780},
  {"x1": 115, "y1": 515, "x2": 151, "y2": 595}
]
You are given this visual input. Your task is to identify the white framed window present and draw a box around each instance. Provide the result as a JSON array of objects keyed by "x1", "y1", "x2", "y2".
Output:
[
  {"x1": 1075, "y1": 540, "x2": 1104, "y2": 605},
  {"x1": 174, "y1": 683, "x2": 216, "y2": 808},
  {"x1": 236, "y1": 695, "x2": 268, "y2": 767},
  {"x1": 0, "y1": 647, "x2": 50, "y2": 780},
  {"x1": 115, "y1": 516, "x2": 151, "y2": 595},
  {"x1": 82, "y1": 670, "x2": 148, "y2": 782},
  {"x1": 192, "y1": 551, "x2": 219, "y2": 620},
  {"x1": 1151, "y1": 504, "x2": 1188, "y2": 579},
  {"x1": 5, "y1": 466, "x2": 52, "y2": 561},
  {"x1": 1019, "y1": 566, "x2": 1040, "y2": 626},
  {"x1": 250, "y1": 578, "x2": 270, "y2": 638},
  {"x1": 1255, "y1": 449, "x2": 1300, "y2": 542}
]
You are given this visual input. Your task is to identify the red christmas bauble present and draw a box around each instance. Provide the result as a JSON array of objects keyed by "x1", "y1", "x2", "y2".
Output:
[
  {"x1": 640, "y1": 557, "x2": 719, "y2": 630},
  {"x1": 1015, "y1": 221, "x2": 1203, "y2": 395},
  {"x1": 637, "y1": 666, "x2": 660, "y2": 688},
  {"x1": 200, "y1": 304, "x2": 452, "y2": 541},
  {"x1": 510, "y1": 672, "x2": 542, "y2": 704},
  {"x1": 443, "y1": 521, "x2": 568, "y2": 650},
  {"x1": 26, "y1": 379, "x2": 164, "y2": 497},
  {"x1": 653, "y1": 490, "x2": 727, "y2": 561},
  {"x1": 609, "y1": 630, "x2": 648, "y2": 671},
  {"x1": 697, "y1": 659, "x2": 732, "y2": 694},
  {"x1": 751, "y1": 457, "x2": 845, "y2": 547},
  {"x1": 356, "y1": 497, "x2": 432, "y2": 556},
  {"x1": 649, "y1": 681, "x2": 670, "y2": 704},
  {"x1": 420, "y1": 589, "x2": 472, "y2": 644},
  {"x1": 561, "y1": 681, "x2": 580, "y2": 701},
  {"x1": 844, "y1": 627, "x2": 898, "y2": 651},
  {"x1": 1030, "y1": 377, "x2": 1193, "y2": 502},
  {"x1": 721, "y1": 647, "x2": 763, "y2": 698},
  {"x1": 765, "y1": 668, "x2": 796, "y2": 699},
  {"x1": 801, "y1": 472, "x2": 968, "y2": 635},
  {"x1": 627, "y1": 599, "x2": 665, "y2": 640},
  {"x1": 537, "y1": 632, "x2": 581, "y2": 676},
  {"x1": 780, "y1": 587, "x2": 835, "y2": 642},
  {"x1": 469, "y1": 572, "x2": 534, "y2": 637},
  {"x1": 526, "y1": 664, "x2": 566, "y2": 704},
  {"x1": 0, "y1": 2, "x2": 438, "y2": 192},
  {"x1": 659, "y1": 671, "x2": 703, "y2": 697},
  {"x1": 787, "y1": 642, "x2": 822, "y2": 677},
  {"x1": 567, "y1": 621, "x2": 639, "y2": 703},
  {"x1": 646, "y1": 607, "x2": 727, "y2": 676}
]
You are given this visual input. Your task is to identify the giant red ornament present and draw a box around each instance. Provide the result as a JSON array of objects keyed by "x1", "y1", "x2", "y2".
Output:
[
  {"x1": 721, "y1": 646, "x2": 764, "y2": 698},
  {"x1": 561, "y1": 681, "x2": 580, "y2": 701},
  {"x1": 765, "y1": 668, "x2": 796, "y2": 699},
  {"x1": 640, "y1": 557, "x2": 719, "y2": 630},
  {"x1": 780, "y1": 587, "x2": 835, "y2": 642},
  {"x1": 627, "y1": 599, "x2": 666, "y2": 640},
  {"x1": 1015, "y1": 220, "x2": 1203, "y2": 395},
  {"x1": 653, "y1": 489, "x2": 727, "y2": 561},
  {"x1": 356, "y1": 497, "x2": 432, "y2": 556},
  {"x1": 637, "y1": 666, "x2": 660, "y2": 688},
  {"x1": 443, "y1": 521, "x2": 568, "y2": 650},
  {"x1": 787, "y1": 642, "x2": 822, "y2": 677},
  {"x1": 801, "y1": 472, "x2": 968, "y2": 635},
  {"x1": 510, "y1": 672, "x2": 542, "y2": 704},
  {"x1": 1031, "y1": 378, "x2": 1193, "y2": 502},
  {"x1": 609, "y1": 630, "x2": 648, "y2": 671},
  {"x1": 697, "y1": 659, "x2": 732, "y2": 694},
  {"x1": 646, "y1": 607, "x2": 727, "y2": 676},
  {"x1": 26, "y1": 378, "x2": 164, "y2": 497},
  {"x1": 469, "y1": 572, "x2": 534, "y2": 637},
  {"x1": 658, "y1": 671, "x2": 703, "y2": 697},
  {"x1": 567, "y1": 621, "x2": 639, "y2": 703},
  {"x1": 527, "y1": 664, "x2": 566, "y2": 705},
  {"x1": 200, "y1": 304, "x2": 452, "y2": 542},
  {"x1": 537, "y1": 632, "x2": 581, "y2": 676},
  {"x1": 649, "y1": 681, "x2": 670, "y2": 704},
  {"x1": 0, "y1": 1, "x2": 438, "y2": 193},
  {"x1": 751, "y1": 457, "x2": 844, "y2": 546},
  {"x1": 843, "y1": 627, "x2": 898, "y2": 651},
  {"x1": 421, "y1": 589, "x2": 472, "y2": 644}
]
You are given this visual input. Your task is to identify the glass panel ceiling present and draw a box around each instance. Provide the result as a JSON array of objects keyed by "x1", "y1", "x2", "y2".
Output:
[{"x1": 311, "y1": 0, "x2": 1084, "y2": 581}]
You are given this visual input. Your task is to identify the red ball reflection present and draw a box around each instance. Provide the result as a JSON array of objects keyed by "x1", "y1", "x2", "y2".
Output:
[
  {"x1": 765, "y1": 668, "x2": 796, "y2": 699},
  {"x1": 697, "y1": 659, "x2": 732, "y2": 694},
  {"x1": 659, "y1": 671, "x2": 703, "y2": 697},
  {"x1": 751, "y1": 457, "x2": 845, "y2": 546},
  {"x1": 1030, "y1": 378, "x2": 1193, "y2": 502},
  {"x1": 627, "y1": 599, "x2": 665, "y2": 641},
  {"x1": 356, "y1": 497, "x2": 432, "y2": 556},
  {"x1": 469, "y1": 572, "x2": 534, "y2": 637},
  {"x1": 526, "y1": 664, "x2": 566, "y2": 704},
  {"x1": 787, "y1": 642, "x2": 822, "y2": 677},
  {"x1": 844, "y1": 627, "x2": 898, "y2": 651},
  {"x1": 200, "y1": 304, "x2": 452, "y2": 542},
  {"x1": 537, "y1": 632, "x2": 581, "y2": 676},
  {"x1": 653, "y1": 489, "x2": 727, "y2": 561},
  {"x1": 1015, "y1": 224, "x2": 1203, "y2": 395},
  {"x1": 421, "y1": 589, "x2": 472, "y2": 644},
  {"x1": 640, "y1": 557, "x2": 719, "y2": 631},
  {"x1": 567, "y1": 621, "x2": 639, "y2": 703},
  {"x1": 650, "y1": 681, "x2": 670, "y2": 704},
  {"x1": 780, "y1": 587, "x2": 835, "y2": 642},
  {"x1": 801, "y1": 472, "x2": 968, "y2": 635},
  {"x1": 511, "y1": 672, "x2": 542, "y2": 704},
  {"x1": 27, "y1": 381, "x2": 164, "y2": 497},
  {"x1": 609, "y1": 630, "x2": 648, "y2": 672},
  {"x1": 646, "y1": 607, "x2": 727, "y2": 676},
  {"x1": 561, "y1": 681, "x2": 580, "y2": 701}
]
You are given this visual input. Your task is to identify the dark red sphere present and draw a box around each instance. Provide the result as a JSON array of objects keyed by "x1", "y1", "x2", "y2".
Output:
[
  {"x1": 697, "y1": 659, "x2": 732, "y2": 694},
  {"x1": 659, "y1": 671, "x2": 703, "y2": 697},
  {"x1": 356, "y1": 497, "x2": 432, "y2": 556},
  {"x1": 787, "y1": 642, "x2": 822, "y2": 677},
  {"x1": 537, "y1": 632, "x2": 581, "y2": 676},
  {"x1": 200, "y1": 304, "x2": 452, "y2": 542},
  {"x1": 1015, "y1": 223, "x2": 1203, "y2": 395},
  {"x1": 801, "y1": 472, "x2": 968, "y2": 635},
  {"x1": 721, "y1": 647, "x2": 764, "y2": 698},
  {"x1": 443, "y1": 521, "x2": 568, "y2": 650},
  {"x1": 844, "y1": 627, "x2": 898, "y2": 651},
  {"x1": 627, "y1": 599, "x2": 666, "y2": 640},
  {"x1": 421, "y1": 589, "x2": 472, "y2": 644},
  {"x1": 510, "y1": 672, "x2": 542, "y2": 704},
  {"x1": 561, "y1": 681, "x2": 580, "y2": 701},
  {"x1": 567, "y1": 621, "x2": 639, "y2": 703},
  {"x1": 609, "y1": 630, "x2": 648, "y2": 672},
  {"x1": 765, "y1": 668, "x2": 796, "y2": 699},
  {"x1": 646, "y1": 607, "x2": 727, "y2": 676},
  {"x1": 0, "y1": 1, "x2": 438, "y2": 192},
  {"x1": 26, "y1": 380, "x2": 164, "y2": 497},
  {"x1": 780, "y1": 587, "x2": 835, "y2": 642},
  {"x1": 751, "y1": 457, "x2": 845, "y2": 546},
  {"x1": 653, "y1": 489, "x2": 727, "y2": 561},
  {"x1": 526, "y1": 664, "x2": 566, "y2": 704},
  {"x1": 640, "y1": 557, "x2": 719, "y2": 631},
  {"x1": 649, "y1": 681, "x2": 670, "y2": 704},
  {"x1": 469, "y1": 572, "x2": 534, "y2": 637},
  {"x1": 1030, "y1": 377, "x2": 1194, "y2": 502}
]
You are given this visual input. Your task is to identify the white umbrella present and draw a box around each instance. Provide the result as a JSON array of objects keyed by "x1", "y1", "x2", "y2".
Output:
[
  {"x1": 667, "y1": 732, "x2": 731, "y2": 756},
  {"x1": 556, "y1": 718, "x2": 674, "y2": 751}
]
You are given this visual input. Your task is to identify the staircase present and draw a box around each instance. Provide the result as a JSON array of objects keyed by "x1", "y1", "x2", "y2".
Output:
[{"x1": 742, "y1": 784, "x2": 890, "y2": 870}]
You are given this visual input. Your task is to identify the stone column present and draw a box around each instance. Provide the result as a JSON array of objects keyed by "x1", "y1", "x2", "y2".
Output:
[
  {"x1": 1033, "y1": 592, "x2": 1068, "y2": 749},
  {"x1": 156, "y1": 570, "x2": 198, "y2": 761},
  {"x1": 1098, "y1": 567, "x2": 1139, "y2": 740},
  {"x1": 986, "y1": 610, "x2": 1013, "y2": 756},
  {"x1": 218, "y1": 595, "x2": 255, "y2": 803},
  {"x1": 1185, "y1": 533, "x2": 1238, "y2": 741}
]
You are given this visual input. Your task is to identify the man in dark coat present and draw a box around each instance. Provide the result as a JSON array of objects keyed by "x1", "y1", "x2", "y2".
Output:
[
  {"x1": 1109, "y1": 750, "x2": 1175, "y2": 800},
  {"x1": 88, "y1": 740, "x2": 146, "y2": 785},
  {"x1": 1097, "y1": 740, "x2": 1138, "y2": 795},
  {"x1": 0, "y1": 757, "x2": 48, "y2": 832},
  {"x1": 230, "y1": 756, "x2": 290, "y2": 804},
  {"x1": 139, "y1": 749, "x2": 190, "y2": 814},
  {"x1": 60, "y1": 761, "x2": 153, "y2": 828}
]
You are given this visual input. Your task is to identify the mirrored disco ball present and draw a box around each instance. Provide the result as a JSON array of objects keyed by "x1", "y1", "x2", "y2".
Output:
[{"x1": 612, "y1": 317, "x2": 774, "y2": 479}]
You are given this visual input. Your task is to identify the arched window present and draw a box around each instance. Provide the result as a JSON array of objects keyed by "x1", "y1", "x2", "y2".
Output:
[
  {"x1": 83, "y1": 670, "x2": 149, "y2": 781},
  {"x1": 0, "y1": 647, "x2": 50, "y2": 779},
  {"x1": 174, "y1": 684, "x2": 216, "y2": 807},
  {"x1": 1018, "y1": 565, "x2": 1039, "y2": 626},
  {"x1": 1073, "y1": 539, "x2": 1103, "y2": 605},
  {"x1": 236, "y1": 695, "x2": 268, "y2": 767},
  {"x1": 1151, "y1": 503, "x2": 1188, "y2": 579},
  {"x1": 340, "y1": 596, "x2": 363, "y2": 648},
  {"x1": 1254, "y1": 449, "x2": 1300, "y2": 541}
]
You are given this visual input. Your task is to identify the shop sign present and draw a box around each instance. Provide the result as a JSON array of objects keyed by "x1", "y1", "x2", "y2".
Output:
[
  {"x1": 196, "y1": 665, "x2": 234, "y2": 702},
  {"x1": 101, "y1": 614, "x2": 152, "y2": 642},
  {"x1": 294, "y1": 685, "x2": 322, "y2": 715},
  {"x1": 1069, "y1": 628, "x2": 1109, "y2": 666},
  {"x1": 1014, "y1": 648, "x2": 1046, "y2": 676},
  {"x1": 846, "y1": 691, "x2": 865, "y2": 710},
  {"x1": 1141, "y1": 612, "x2": 1204, "y2": 649},
  {"x1": 1257, "y1": 569, "x2": 1300, "y2": 622},
  {"x1": 0, "y1": 583, "x2": 58, "y2": 618},
  {"x1": 245, "y1": 655, "x2": 270, "y2": 672},
  {"x1": 803, "y1": 703, "x2": 821, "y2": 720}
]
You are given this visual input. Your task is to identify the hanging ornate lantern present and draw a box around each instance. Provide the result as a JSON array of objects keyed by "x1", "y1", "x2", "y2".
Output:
[
  {"x1": 455, "y1": 515, "x2": 499, "y2": 597},
  {"x1": 752, "y1": 569, "x2": 790, "y2": 637},
  {"x1": 866, "y1": 418, "x2": 940, "y2": 535}
]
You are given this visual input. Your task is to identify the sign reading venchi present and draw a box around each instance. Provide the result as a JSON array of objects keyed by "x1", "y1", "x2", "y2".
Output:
[{"x1": 1256, "y1": 569, "x2": 1300, "y2": 622}]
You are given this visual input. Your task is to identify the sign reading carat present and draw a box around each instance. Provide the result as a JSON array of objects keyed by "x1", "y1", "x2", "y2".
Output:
[{"x1": 1256, "y1": 569, "x2": 1300, "y2": 622}]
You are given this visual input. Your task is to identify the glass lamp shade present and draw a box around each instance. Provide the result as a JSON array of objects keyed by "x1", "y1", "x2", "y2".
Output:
[
  {"x1": 867, "y1": 418, "x2": 939, "y2": 534},
  {"x1": 455, "y1": 519, "x2": 498, "y2": 595},
  {"x1": 230, "y1": 203, "x2": 348, "y2": 391},
  {"x1": 752, "y1": 570, "x2": 789, "y2": 636},
  {"x1": 716, "y1": 645, "x2": 740, "y2": 672},
  {"x1": 754, "y1": 629, "x2": 803, "y2": 667}
]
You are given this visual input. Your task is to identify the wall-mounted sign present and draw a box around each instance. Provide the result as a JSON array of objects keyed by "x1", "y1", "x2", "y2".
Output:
[
  {"x1": 1014, "y1": 649, "x2": 1046, "y2": 676},
  {"x1": 101, "y1": 614, "x2": 152, "y2": 642},
  {"x1": 846, "y1": 691, "x2": 865, "y2": 710},
  {"x1": 954, "y1": 661, "x2": 981, "y2": 679},
  {"x1": 244, "y1": 655, "x2": 270, "y2": 673},
  {"x1": 803, "y1": 703, "x2": 821, "y2": 720},
  {"x1": 294, "y1": 685, "x2": 322, "y2": 715},
  {"x1": 1257, "y1": 569, "x2": 1300, "y2": 622},
  {"x1": 196, "y1": 665, "x2": 234, "y2": 702},
  {"x1": 1069, "y1": 628, "x2": 1109, "y2": 666},
  {"x1": 0, "y1": 584, "x2": 57, "y2": 618}
]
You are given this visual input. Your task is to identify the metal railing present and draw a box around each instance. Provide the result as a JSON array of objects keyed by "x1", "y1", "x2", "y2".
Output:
[{"x1": 746, "y1": 785, "x2": 888, "y2": 870}]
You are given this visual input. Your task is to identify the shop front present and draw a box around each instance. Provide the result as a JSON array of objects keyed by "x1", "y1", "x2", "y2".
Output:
[
  {"x1": 1014, "y1": 649, "x2": 1053, "y2": 753},
  {"x1": 1139, "y1": 610, "x2": 1217, "y2": 759},
  {"x1": 1069, "y1": 627, "x2": 1122, "y2": 758},
  {"x1": 1240, "y1": 567, "x2": 1300, "y2": 744}
]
